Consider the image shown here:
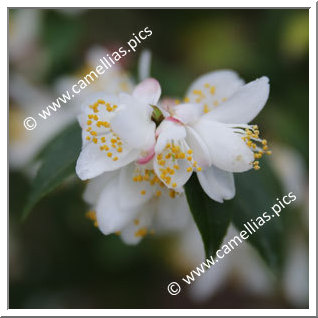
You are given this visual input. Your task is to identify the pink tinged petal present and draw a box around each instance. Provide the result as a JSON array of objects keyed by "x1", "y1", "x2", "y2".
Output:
[
  {"x1": 185, "y1": 126, "x2": 211, "y2": 167},
  {"x1": 169, "y1": 103, "x2": 205, "y2": 124},
  {"x1": 118, "y1": 164, "x2": 155, "y2": 211},
  {"x1": 120, "y1": 203, "x2": 155, "y2": 245},
  {"x1": 111, "y1": 93, "x2": 156, "y2": 151},
  {"x1": 136, "y1": 146, "x2": 155, "y2": 165},
  {"x1": 83, "y1": 171, "x2": 117, "y2": 205},
  {"x1": 75, "y1": 140, "x2": 139, "y2": 180},
  {"x1": 193, "y1": 119, "x2": 254, "y2": 173},
  {"x1": 205, "y1": 76, "x2": 270, "y2": 124},
  {"x1": 132, "y1": 78, "x2": 161, "y2": 105},
  {"x1": 186, "y1": 70, "x2": 245, "y2": 107},
  {"x1": 96, "y1": 176, "x2": 140, "y2": 235},
  {"x1": 197, "y1": 165, "x2": 235, "y2": 203},
  {"x1": 159, "y1": 97, "x2": 177, "y2": 113}
]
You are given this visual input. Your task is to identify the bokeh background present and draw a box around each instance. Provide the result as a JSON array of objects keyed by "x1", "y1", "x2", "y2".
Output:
[{"x1": 9, "y1": 9, "x2": 309, "y2": 309}]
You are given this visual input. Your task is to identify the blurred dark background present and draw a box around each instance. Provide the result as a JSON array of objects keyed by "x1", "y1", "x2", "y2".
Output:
[{"x1": 9, "y1": 9, "x2": 309, "y2": 309}]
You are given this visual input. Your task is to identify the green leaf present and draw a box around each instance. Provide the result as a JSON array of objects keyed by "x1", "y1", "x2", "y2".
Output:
[
  {"x1": 22, "y1": 122, "x2": 82, "y2": 220},
  {"x1": 233, "y1": 158, "x2": 286, "y2": 274},
  {"x1": 185, "y1": 174, "x2": 234, "y2": 257}
]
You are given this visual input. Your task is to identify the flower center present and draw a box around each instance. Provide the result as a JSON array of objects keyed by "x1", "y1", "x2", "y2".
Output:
[
  {"x1": 132, "y1": 166, "x2": 178, "y2": 199},
  {"x1": 84, "y1": 99, "x2": 124, "y2": 162},
  {"x1": 156, "y1": 140, "x2": 202, "y2": 188}
]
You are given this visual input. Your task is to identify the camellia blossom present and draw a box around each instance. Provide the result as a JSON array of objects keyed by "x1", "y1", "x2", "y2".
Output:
[
  {"x1": 76, "y1": 78, "x2": 161, "y2": 180},
  {"x1": 83, "y1": 164, "x2": 190, "y2": 244},
  {"x1": 155, "y1": 70, "x2": 271, "y2": 202}
]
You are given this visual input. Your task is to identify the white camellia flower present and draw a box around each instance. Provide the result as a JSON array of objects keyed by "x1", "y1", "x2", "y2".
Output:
[
  {"x1": 154, "y1": 70, "x2": 271, "y2": 202},
  {"x1": 84, "y1": 164, "x2": 190, "y2": 244},
  {"x1": 76, "y1": 78, "x2": 161, "y2": 180}
]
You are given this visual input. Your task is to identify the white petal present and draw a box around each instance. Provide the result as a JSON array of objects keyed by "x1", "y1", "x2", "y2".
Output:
[
  {"x1": 132, "y1": 78, "x2": 161, "y2": 105},
  {"x1": 76, "y1": 141, "x2": 139, "y2": 180},
  {"x1": 197, "y1": 165, "x2": 235, "y2": 203},
  {"x1": 96, "y1": 177, "x2": 140, "y2": 235},
  {"x1": 193, "y1": 119, "x2": 254, "y2": 172},
  {"x1": 80, "y1": 92, "x2": 119, "y2": 116},
  {"x1": 79, "y1": 92, "x2": 120, "y2": 144},
  {"x1": 155, "y1": 120, "x2": 186, "y2": 153},
  {"x1": 138, "y1": 49, "x2": 152, "y2": 81},
  {"x1": 120, "y1": 203, "x2": 155, "y2": 245},
  {"x1": 154, "y1": 192, "x2": 190, "y2": 232},
  {"x1": 154, "y1": 120, "x2": 193, "y2": 189},
  {"x1": 154, "y1": 153, "x2": 192, "y2": 189},
  {"x1": 111, "y1": 93, "x2": 156, "y2": 151},
  {"x1": 170, "y1": 103, "x2": 205, "y2": 124},
  {"x1": 186, "y1": 70, "x2": 245, "y2": 109},
  {"x1": 204, "y1": 77, "x2": 270, "y2": 124},
  {"x1": 83, "y1": 171, "x2": 117, "y2": 205},
  {"x1": 185, "y1": 126, "x2": 211, "y2": 167},
  {"x1": 118, "y1": 164, "x2": 155, "y2": 210}
]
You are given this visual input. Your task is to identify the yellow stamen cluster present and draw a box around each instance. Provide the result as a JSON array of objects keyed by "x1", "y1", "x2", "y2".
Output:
[
  {"x1": 241, "y1": 125, "x2": 272, "y2": 170},
  {"x1": 134, "y1": 227, "x2": 148, "y2": 238},
  {"x1": 175, "y1": 97, "x2": 191, "y2": 104},
  {"x1": 156, "y1": 142, "x2": 201, "y2": 189},
  {"x1": 132, "y1": 168, "x2": 166, "y2": 197},
  {"x1": 85, "y1": 99, "x2": 123, "y2": 161},
  {"x1": 85, "y1": 210, "x2": 98, "y2": 227},
  {"x1": 182, "y1": 83, "x2": 228, "y2": 112},
  {"x1": 192, "y1": 89, "x2": 206, "y2": 103}
]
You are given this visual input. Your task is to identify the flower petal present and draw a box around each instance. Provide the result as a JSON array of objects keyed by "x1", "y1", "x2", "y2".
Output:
[
  {"x1": 197, "y1": 165, "x2": 235, "y2": 203},
  {"x1": 132, "y1": 78, "x2": 161, "y2": 105},
  {"x1": 154, "y1": 121, "x2": 192, "y2": 189},
  {"x1": 155, "y1": 120, "x2": 186, "y2": 153},
  {"x1": 185, "y1": 126, "x2": 211, "y2": 167},
  {"x1": 96, "y1": 176, "x2": 140, "y2": 235},
  {"x1": 83, "y1": 171, "x2": 117, "y2": 205},
  {"x1": 154, "y1": 152, "x2": 192, "y2": 190},
  {"x1": 193, "y1": 119, "x2": 254, "y2": 172},
  {"x1": 79, "y1": 92, "x2": 120, "y2": 146},
  {"x1": 170, "y1": 103, "x2": 205, "y2": 124},
  {"x1": 186, "y1": 70, "x2": 245, "y2": 109},
  {"x1": 154, "y1": 192, "x2": 190, "y2": 232},
  {"x1": 204, "y1": 76, "x2": 270, "y2": 124},
  {"x1": 118, "y1": 164, "x2": 155, "y2": 211},
  {"x1": 120, "y1": 203, "x2": 155, "y2": 245},
  {"x1": 76, "y1": 140, "x2": 139, "y2": 180},
  {"x1": 111, "y1": 93, "x2": 156, "y2": 151},
  {"x1": 80, "y1": 92, "x2": 119, "y2": 118}
]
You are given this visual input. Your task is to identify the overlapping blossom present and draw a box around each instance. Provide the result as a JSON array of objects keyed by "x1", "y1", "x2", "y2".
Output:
[{"x1": 75, "y1": 70, "x2": 271, "y2": 244}]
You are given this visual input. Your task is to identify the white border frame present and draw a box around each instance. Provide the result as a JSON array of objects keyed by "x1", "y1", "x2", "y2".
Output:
[{"x1": 3, "y1": 1, "x2": 316, "y2": 316}]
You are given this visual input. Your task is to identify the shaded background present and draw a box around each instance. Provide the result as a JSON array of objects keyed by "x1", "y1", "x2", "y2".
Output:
[{"x1": 9, "y1": 9, "x2": 309, "y2": 309}]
